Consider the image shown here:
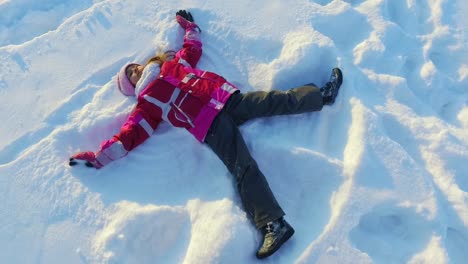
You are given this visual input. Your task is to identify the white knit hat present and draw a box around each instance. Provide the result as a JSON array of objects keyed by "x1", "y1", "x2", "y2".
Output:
[{"x1": 117, "y1": 63, "x2": 138, "y2": 96}]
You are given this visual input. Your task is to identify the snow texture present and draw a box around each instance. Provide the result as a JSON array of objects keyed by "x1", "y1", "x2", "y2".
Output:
[{"x1": 0, "y1": 0, "x2": 467, "y2": 263}]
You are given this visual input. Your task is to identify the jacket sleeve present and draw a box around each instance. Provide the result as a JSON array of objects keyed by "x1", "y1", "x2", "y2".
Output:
[
  {"x1": 175, "y1": 23, "x2": 202, "y2": 68},
  {"x1": 94, "y1": 108, "x2": 161, "y2": 167}
]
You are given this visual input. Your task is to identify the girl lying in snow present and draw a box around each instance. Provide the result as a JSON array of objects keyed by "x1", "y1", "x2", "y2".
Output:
[{"x1": 69, "y1": 10, "x2": 343, "y2": 259}]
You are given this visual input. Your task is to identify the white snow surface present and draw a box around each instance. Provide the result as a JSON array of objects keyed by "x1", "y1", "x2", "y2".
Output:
[{"x1": 1, "y1": 0, "x2": 467, "y2": 263}]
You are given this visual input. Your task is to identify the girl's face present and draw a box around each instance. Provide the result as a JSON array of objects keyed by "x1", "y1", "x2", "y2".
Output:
[{"x1": 126, "y1": 64, "x2": 144, "y2": 86}]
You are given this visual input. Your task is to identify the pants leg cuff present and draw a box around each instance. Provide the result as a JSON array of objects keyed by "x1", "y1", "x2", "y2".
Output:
[{"x1": 256, "y1": 211, "x2": 286, "y2": 229}]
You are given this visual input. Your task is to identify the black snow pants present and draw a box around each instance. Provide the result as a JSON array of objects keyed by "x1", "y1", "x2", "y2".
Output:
[{"x1": 204, "y1": 85, "x2": 324, "y2": 229}]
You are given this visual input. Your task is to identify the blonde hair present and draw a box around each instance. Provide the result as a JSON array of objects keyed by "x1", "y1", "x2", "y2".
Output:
[{"x1": 145, "y1": 50, "x2": 176, "y2": 67}]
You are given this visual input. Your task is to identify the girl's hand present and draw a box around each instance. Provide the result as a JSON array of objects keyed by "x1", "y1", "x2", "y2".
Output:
[
  {"x1": 176, "y1": 9, "x2": 201, "y2": 32},
  {"x1": 176, "y1": 10, "x2": 194, "y2": 22},
  {"x1": 69, "y1": 151, "x2": 103, "y2": 169}
]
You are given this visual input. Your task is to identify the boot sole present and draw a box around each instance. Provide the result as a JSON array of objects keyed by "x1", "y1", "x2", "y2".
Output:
[
  {"x1": 330, "y1": 68, "x2": 343, "y2": 104},
  {"x1": 333, "y1": 68, "x2": 343, "y2": 87},
  {"x1": 256, "y1": 226, "x2": 295, "y2": 259}
]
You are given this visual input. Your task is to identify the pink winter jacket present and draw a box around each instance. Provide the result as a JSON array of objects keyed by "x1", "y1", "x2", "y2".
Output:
[{"x1": 94, "y1": 23, "x2": 238, "y2": 167}]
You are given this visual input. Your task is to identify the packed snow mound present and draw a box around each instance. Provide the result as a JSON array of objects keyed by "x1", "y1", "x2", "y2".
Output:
[
  {"x1": 0, "y1": 0, "x2": 467, "y2": 263},
  {"x1": 0, "y1": 0, "x2": 106, "y2": 46}
]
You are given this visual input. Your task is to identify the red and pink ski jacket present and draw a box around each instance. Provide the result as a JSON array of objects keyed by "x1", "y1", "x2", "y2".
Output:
[{"x1": 94, "y1": 24, "x2": 238, "y2": 167}]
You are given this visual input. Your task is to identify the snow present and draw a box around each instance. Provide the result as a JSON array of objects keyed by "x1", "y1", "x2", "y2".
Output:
[{"x1": 0, "y1": 0, "x2": 467, "y2": 263}]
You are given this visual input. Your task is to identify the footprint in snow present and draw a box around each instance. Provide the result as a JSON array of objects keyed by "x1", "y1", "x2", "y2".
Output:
[{"x1": 349, "y1": 203, "x2": 433, "y2": 263}]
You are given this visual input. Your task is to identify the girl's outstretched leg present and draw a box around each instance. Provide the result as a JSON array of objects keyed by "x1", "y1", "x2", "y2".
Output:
[
  {"x1": 204, "y1": 111, "x2": 285, "y2": 228},
  {"x1": 204, "y1": 111, "x2": 294, "y2": 259},
  {"x1": 224, "y1": 68, "x2": 343, "y2": 125},
  {"x1": 225, "y1": 85, "x2": 323, "y2": 125}
]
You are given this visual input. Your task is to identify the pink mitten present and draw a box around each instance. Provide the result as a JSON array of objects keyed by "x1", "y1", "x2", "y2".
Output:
[{"x1": 69, "y1": 151, "x2": 103, "y2": 169}]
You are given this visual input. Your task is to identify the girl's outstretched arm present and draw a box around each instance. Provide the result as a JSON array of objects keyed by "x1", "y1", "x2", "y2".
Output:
[
  {"x1": 69, "y1": 109, "x2": 161, "y2": 169},
  {"x1": 175, "y1": 10, "x2": 202, "y2": 68}
]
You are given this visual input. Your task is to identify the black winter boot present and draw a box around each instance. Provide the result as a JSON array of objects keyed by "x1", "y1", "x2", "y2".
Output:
[
  {"x1": 256, "y1": 217, "x2": 295, "y2": 259},
  {"x1": 321, "y1": 68, "x2": 343, "y2": 105}
]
